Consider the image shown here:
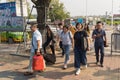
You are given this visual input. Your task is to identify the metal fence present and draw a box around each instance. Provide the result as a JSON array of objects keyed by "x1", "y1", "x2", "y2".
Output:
[{"x1": 111, "y1": 33, "x2": 120, "y2": 55}]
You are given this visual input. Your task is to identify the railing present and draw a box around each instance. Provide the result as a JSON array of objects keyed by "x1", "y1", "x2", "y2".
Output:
[{"x1": 111, "y1": 33, "x2": 120, "y2": 55}]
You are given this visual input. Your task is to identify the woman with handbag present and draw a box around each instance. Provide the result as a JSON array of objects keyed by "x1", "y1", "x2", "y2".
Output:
[{"x1": 74, "y1": 23, "x2": 90, "y2": 75}]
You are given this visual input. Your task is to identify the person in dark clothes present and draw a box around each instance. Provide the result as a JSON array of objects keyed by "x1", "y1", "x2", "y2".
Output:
[
  {"x1": 74, "y1": 23, "x2": 90, "y2": 75},
  {"x1": 92, "y1": 21, "x2": 107, "y2": 67},
  {"x1": 43, "y1": 25, "x2": 55, "y2": 55}
]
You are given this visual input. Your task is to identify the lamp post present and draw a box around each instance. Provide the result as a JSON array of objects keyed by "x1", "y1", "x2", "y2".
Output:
[
  {"x1": 111, "y1": 0, "x2": 114, "y2": 27},
  {"x1": 85, "y1": 0, "x2": 88, "y2": 23}
]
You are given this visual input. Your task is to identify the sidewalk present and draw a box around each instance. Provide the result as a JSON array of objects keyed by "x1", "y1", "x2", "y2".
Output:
[
  {"x1": 0, "y1": 30, "x2": 120, "y2": 80},
  {"x1": 0, "y1": 46, "x2": 120, "y2": 80}
]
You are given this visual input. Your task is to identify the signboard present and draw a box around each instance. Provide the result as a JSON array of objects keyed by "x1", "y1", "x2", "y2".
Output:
[
  {"x1": 0, "y1": 16, "x2": 24, "y2": 31},
  {"x1": 0, "y1": 2, "x2": 24, "y2": 31},
  {"x1": 0, "y1": 2, "x2": 16, "y2": 17},
  {"x1": 77, "y1": 18, "x2": 83, "y2": 23}
]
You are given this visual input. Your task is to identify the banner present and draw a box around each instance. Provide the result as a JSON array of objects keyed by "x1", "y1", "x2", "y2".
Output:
[
  {"x1": 0, "y1": 2, "x2": 16, "y2": 17},
  {"x1": 0, "y1": 16, "x2": 24, "y2": 31},
  {"x1": 0, "y1": 2, "x2": 24, "y2": 31}
]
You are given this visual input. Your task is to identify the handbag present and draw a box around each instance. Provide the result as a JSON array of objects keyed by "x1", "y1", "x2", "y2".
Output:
[{"x1": 104, "y1": 41, "x2": 109, "y2": 47}]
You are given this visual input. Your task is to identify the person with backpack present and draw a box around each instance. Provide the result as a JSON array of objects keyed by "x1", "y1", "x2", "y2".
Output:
[
  {"x1": 74, "y1": 23, "x2": 90, "y2": 75},
  {"x1": 60, "y1": 25, "x2": 74, "y2": 69},
  {"x1": 92, "y1": 21, "x2": 107, "y2": 67}
]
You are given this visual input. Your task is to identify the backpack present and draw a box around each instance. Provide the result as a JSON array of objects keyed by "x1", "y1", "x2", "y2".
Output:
[{"x1": 61, "y1": 31, "x2": 72, "y2": 42}]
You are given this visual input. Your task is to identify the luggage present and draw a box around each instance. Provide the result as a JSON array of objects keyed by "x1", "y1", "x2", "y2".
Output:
[
  {"x1": 32, "y1": 55, "x2": 46, "y2": 71},
  {"x1": 43, "y1": 54, "x2": 56, "y2": 64}
]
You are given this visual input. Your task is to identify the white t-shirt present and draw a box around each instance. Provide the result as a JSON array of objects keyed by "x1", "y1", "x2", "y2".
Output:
[
  {"x1": 31, "y1": 29, "x2": 42, "y2": 53},
  {"x1": 57, "y1": 29, "x2": 62, "y2": 37},
  {"x1": 60, "y1": 31, "x2": 73, "y2": 45}
]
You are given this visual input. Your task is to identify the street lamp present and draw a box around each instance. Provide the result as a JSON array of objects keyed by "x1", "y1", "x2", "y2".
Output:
[
  {"x1": 111, "y1": 0, "x2": 114, "y2": 27},
  {"x1": 85, "y1": 0, "x2": 88, "y2": 23}
]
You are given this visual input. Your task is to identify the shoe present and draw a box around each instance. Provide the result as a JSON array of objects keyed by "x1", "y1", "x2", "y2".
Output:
[
  {"x1": 67, "y1": 59, "x2": 71, "y2": 64},
  {"x1": 62, "y1": 65, "x2": 67, "y2": 70},
  {"x1": 82, "y1": 65, "x2": 87, "y2": 70},
  {"x1": 24, "y1": 72, "x2": 33, "y2": 76},
  {"x1": 96, "y1": 62, "x2": 99, "y2": 65},
  {"x1": 75, "y1": 68, "x2": 80, "y2": 75},
  {"x1": 100, "y1": 64, "x2": 104, "y2": 67}
]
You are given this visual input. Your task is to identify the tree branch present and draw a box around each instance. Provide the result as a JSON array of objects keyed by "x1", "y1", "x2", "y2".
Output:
[{"x1": 31, "y1": 0, "x2": 37, "y2": 5}]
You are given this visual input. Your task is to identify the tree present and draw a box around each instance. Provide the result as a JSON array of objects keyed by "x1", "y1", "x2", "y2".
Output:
[
  {"x1": 31, "y1": 0, "x2": 51, "y2": 32},
  {"x1": 49, "y1": 0, "x2": 70, "y2": 22}
]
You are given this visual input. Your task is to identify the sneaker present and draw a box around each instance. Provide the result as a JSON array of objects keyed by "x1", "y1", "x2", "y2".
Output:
[
  {"x1": 75, "y1": 68, "x2": 80, "y2": 75},
  {"x1": 62, "y1": 64, "x2": 67, "y2": 70},
  {"x1": 67, "y1": 59, "x2": 71, "y2": 64},
  {"x1": 82, "y1": 65, "x2": 87, "y2": 70}
]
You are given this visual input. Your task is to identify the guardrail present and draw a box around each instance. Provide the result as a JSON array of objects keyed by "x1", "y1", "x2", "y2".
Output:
[{"x1": 111, "y1": 33, "x2": 120, "y2": 55}]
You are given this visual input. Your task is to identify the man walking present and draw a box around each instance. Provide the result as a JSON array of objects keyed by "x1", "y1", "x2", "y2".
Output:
[
  {"x1": 25, "y1": 24, "x2": 42, "y2": 75},
  {"x1": 92, "y1": 21, "x2": 107, "y2": 67}
]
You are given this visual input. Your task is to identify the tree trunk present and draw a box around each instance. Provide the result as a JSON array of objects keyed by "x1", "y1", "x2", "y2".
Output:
[
  {"x1": 31, "y1": 0, "x2": 51, "y2": 33},
  {"x1": 31, "y1": 0, "x2": 51, "y2": 43}
]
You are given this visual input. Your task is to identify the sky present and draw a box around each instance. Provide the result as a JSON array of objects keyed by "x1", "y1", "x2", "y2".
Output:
[
  {"x1": 59, "y1": 0, "x2": 120, "y2": 16},
  {"x1": 1, "y1": 0, "x2": 120, "y2": 17}
]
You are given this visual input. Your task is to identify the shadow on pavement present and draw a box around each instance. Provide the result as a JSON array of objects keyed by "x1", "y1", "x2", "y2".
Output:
[
  {"x1": 93, "y1": 67, "x2": 120, "y2": 80},
  {"x1": 0, "y1": 70, "x2": 36, "y2": 80},
  {"x1": 40, "y1": 70, "x2": 75, "y2": 79}
]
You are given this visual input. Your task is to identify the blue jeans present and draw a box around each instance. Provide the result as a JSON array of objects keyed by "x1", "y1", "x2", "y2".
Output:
[
  {"x1": 74, "y1": 47, "x2": 87, "y2": 68},
  {"x1": 62, "y1": 44, "x2": 71, "y2": 64},
  {"x1": 94, "y1": 42, "x2": 104, "y2": 64},
  {"x1": 28, "y1": 52, "x2": 35, "y2": 72}
]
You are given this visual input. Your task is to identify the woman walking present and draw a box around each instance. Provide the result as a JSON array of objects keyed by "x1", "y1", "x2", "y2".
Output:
[
  {"x1": 74, "y1": 23, "x2": 90, "y2": 75},
  {"x1": 60, "y1": 25, "x2": 73, "y2": 69},
  {"x1": 43, "y1": 25, "x2": 55, "y2": 55}
]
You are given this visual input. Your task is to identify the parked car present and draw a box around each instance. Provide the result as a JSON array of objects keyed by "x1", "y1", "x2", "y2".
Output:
[{"x1": 0, "y1": 31, "x2": 30, "y2": 43}]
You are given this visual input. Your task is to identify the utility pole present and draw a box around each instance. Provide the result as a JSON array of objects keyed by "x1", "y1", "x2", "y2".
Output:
[
  {"x1": 111, "y1": 0, "x2": 114, "y2": 27},
  {"x1": 20, "y1": 0, "x2": 26, "y2": 48},
  {"x1": 86, "y1": 0, "x2": 88, "y2": 23}
]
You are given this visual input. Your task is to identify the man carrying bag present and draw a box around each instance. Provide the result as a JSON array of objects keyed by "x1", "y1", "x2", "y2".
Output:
[{"x1": 24, "y1": 24, "x2": 43, "y2": 75}]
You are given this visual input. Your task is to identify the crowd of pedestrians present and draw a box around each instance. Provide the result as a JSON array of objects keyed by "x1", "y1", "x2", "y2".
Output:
[{"x1": 24, "y1": 21, "x2": 107, "y2": 76}]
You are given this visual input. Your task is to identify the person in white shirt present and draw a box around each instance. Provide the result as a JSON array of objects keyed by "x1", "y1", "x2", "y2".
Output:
[
  {"x1": 24, "y1": 24, "x2": 42, "y2": 75},
  {"x1": 57, "y1": 23, "x2": 64, "y2": 57}
]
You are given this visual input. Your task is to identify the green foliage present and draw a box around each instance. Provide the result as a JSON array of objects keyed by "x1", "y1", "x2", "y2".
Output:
[
  {"x1": 106, "y1": 20, "x2": 120, "y2": 25},
  {"x1": 49, "y1": 0, "x2": 70, "y2": 22}
]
